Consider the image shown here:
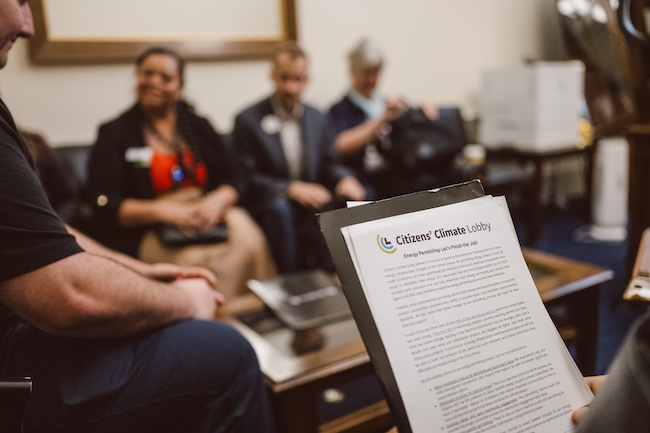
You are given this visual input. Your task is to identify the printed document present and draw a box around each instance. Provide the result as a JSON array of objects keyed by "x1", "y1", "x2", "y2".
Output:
[{"x1": 341, "y1": 195, "x2": 592, "y2": 433}]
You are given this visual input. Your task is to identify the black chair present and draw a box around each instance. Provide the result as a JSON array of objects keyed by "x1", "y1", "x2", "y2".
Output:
[
  {"x1": 0, "y1": 377, "x2": 32, "y2": 433},
  {"x1": 53, "y1": 145, "x2": 96, "y2": 233}
]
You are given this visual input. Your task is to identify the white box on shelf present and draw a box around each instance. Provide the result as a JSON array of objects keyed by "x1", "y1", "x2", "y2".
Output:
[{"x1": 479, "y1": 61, "x2": 585, "y2": 152}]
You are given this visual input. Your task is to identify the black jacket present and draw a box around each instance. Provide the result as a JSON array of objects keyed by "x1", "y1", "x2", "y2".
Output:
[{"x1": 86, "y1": 103, "x2": 243, "y2": 256}]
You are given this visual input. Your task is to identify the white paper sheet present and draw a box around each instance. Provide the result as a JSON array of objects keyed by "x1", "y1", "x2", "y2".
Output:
[{"x1": 341, "y1": 196, "x2": 592, "y2": 433}]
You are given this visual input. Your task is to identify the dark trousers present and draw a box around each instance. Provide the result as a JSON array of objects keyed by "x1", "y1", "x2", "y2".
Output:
[
  {"x1": 249, "y1": 198, "x2": 335, "y2": 274},
  {"x1": 1, "y1": 319, "x2": 276, "y2": 433}
]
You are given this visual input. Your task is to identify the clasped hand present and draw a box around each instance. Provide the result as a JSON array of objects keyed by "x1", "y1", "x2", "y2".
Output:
[
  {"x1": 287, "y1": 180, "x2": 332, "y2": 209},
  {"x1": 288, "y1": 176, "x2": 366, "y2": 209},
  {"x1": 173, "y1": 276, "x2": 225, "y2": 320},
  {"x1": 143, "y1": 262, "x2": 224, "y2": 319},
  {"x1": 383, "y1": 98, "x2": 408, "y2": 121},
  {"x1": 571, "y1": 375, "x2": 607, "y2": 425},
  {"x1": 162, "y1": 196, "x2": 226, "y2": 234}
]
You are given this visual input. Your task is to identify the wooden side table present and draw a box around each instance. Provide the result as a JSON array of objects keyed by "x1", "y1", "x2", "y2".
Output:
[
  {"x1": 522, "y1": 248, "x2": 613, "y2": 375},
  {"x1": 223, "y1": 300, "x2": 391, "y2": 433},
  {"x1": 217, "y1": 248, "x2": 611, "y2": 432}
]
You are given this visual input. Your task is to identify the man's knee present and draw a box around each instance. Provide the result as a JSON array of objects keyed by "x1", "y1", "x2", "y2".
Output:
[{"x1": 166, "y1": 319, "x2": 256, "y2": 360}]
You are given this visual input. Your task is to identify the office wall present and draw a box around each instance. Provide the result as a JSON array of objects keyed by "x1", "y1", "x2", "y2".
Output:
[{"x1": 0, "y1": 0, "x2": 563, "y2": 145}]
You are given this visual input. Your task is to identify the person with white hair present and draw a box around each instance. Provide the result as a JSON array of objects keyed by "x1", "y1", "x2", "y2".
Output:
[{"x1": 328, "y1": 39, "x2": 438, "y2": 186}]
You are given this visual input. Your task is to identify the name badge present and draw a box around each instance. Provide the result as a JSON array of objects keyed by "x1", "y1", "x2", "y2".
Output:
[{"x1": 124, "y1": 147, "x2": 153, "y2": 167}]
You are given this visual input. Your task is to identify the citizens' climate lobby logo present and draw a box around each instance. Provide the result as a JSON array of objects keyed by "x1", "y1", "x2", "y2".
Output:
[{"x1": 377, "y1": 235, "x2": 397, "y2": 254}]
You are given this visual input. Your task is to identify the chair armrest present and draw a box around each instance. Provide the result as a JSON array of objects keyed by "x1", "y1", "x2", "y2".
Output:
[{"x1": 0, "y1": 377, "x2": 32, "y2": 433}]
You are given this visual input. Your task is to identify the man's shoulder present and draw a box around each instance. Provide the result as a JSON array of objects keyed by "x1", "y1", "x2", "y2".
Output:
[
  {"x1": 0, "y1": 99, "x2": 13, "y2": 123},
  {"x1": 0, "y1": 100, "x2": 29, "y2": 161},
  {"x1": 236, "y1": 97, "x2": 273, "y2": 121},
  {"x1": 0, "y1": 98, "x2": 18, "y2": 137},
  {"x1": 301, "y1": 102, "x2": 329, "y2": 123},
  {"x1": 328, "y1": 95, "x2": 362, "y2": 116},
  {"x1": 328, "y1": 95, "x2": 351, "y2": 111}
]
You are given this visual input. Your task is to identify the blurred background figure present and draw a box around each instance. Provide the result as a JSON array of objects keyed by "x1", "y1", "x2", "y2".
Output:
[
  {"x1": 328, "y1": 39, "x2": 439, "y2": 195},
  {"x1": 86, "y1": 47, "x2": 276, "y2": 299},
  {"x1": 232, "y1": 42, "x2": 367, "y2": 273}
]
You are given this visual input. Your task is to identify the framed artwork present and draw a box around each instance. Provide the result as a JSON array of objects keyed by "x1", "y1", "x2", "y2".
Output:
[{"x1": 29, "y1": 0, "x2": 297, "y2": 64}]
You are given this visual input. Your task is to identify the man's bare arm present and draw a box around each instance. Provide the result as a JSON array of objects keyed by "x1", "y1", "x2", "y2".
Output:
[
  {"x1": 0, "y1": 252, "x2": 221, "y2": 338},
  {"x1": 66, "y1": 225, "x2": 217, "y2": 284},
  {"x1": 334, "y1": 117, "x2": 385, "y2": 157},
  {"x1": 334, "y1": 99, "x2": 407, "y2": 157},
  {"x1": 67, "y1": 225, "x2": 148, "y2": 272},
  {"x1": 287, "y1": 180, "x2": 332, "y2": 209}
]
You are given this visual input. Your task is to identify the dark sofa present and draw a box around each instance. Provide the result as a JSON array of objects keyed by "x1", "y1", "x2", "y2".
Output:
[
  {"x1": 50, "y1": 117, "x2": 535, "y2": 244},
  {"x1": 52, "y1": 144, "x2": 95, "y2": 233}
]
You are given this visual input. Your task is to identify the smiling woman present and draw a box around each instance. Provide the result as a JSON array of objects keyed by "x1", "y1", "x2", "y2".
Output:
[{"x1": 85, "y1": 46, "x2": 277, "y2": 299}]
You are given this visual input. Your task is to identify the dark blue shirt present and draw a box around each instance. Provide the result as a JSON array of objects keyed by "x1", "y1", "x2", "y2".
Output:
[{"x1": 327, "y1": 95, "x2": 369, "y2": 177}]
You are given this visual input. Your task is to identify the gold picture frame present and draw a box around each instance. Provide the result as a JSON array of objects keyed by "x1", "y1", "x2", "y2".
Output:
[{"x1": 29, "y1": 0, "x2": 297, "y2": 65}]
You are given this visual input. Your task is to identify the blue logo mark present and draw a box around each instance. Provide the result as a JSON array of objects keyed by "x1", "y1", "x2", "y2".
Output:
[{"x1": 377, "y1": 235, "x2": 397, "y2": 254}]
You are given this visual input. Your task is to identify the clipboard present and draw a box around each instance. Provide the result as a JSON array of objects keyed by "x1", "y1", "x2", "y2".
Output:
[{"x1": 317, "y1": 180, "x2": 485, "y2": 433}]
